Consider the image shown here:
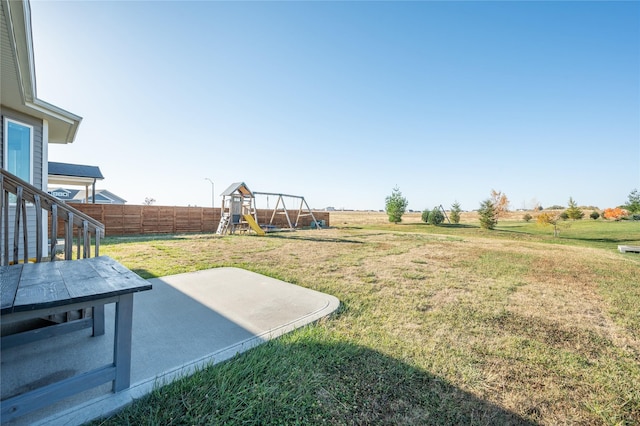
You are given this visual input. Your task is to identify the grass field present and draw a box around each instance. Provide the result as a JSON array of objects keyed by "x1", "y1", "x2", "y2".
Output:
[{"x1": 92, "y1": 213, "x2": 639, "y2": 425}]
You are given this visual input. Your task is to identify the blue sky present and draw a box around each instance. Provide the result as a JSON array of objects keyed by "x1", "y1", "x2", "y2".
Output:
[{"x1": 31, "y1": 1, "x2": 639, "y2": 211}]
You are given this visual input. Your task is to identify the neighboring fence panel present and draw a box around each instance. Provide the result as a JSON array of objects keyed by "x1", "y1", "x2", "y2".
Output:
[{"x1": 63, "y1": 204, "x2": 329, "y2": 236}]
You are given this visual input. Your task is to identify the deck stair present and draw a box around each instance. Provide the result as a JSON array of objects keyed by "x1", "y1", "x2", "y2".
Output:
[{"x1": 0, "y1": 168, "x2": 107, "y2": 352}]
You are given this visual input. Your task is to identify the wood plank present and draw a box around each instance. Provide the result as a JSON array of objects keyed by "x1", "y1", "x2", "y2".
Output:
[
  {"x1": 89, "y1": 256, "x2": 133, "y2": 275},
  {"x1": 0, "y1": 264, "x2": 22, "y2": 314},
  {"x1": 0, "y1": 365, "x2": 116, "y2": 422},
  {"x1": 55, "y1": 258, "x2": 98, "y2": 281},
  {"x1": 63, "y1": 275, "x2": 112, "y2": 299},
  {"x1": 13, "y1": 279, "x2": 70, "y2": 310},
  {"x1": 63, "y1": 258, "x2": 150, "y2": 299},
  {"x1": 1, "y1": 317, "x2": 93, "y2": 349}
]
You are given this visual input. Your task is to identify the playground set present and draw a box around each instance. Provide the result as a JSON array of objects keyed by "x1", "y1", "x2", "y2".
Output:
[{"x1": 216, "y1": 182, "x2": 323, "y2": 236}]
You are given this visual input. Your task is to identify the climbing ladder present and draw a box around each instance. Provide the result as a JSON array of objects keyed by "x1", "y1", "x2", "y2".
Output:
[{"x1": 216, "y1": 213, "x2": 231, "y2": 235}]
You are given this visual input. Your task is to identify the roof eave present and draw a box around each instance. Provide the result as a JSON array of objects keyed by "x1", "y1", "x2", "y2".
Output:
[
  {"x1": 2, "y1": 0, "x2": 82, "y2": 144},
  {"x1": 28, "y1": 98, "x2": 82, "y2": 144}
]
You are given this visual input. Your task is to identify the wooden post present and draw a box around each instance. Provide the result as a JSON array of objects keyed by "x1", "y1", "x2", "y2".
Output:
[
  {"x1": 50, "y1": 204, "x2": 58, "y2": 260},
  {"x1": 13, "y1": 186, "x2": 23, "y2": 264},
  {"x1": 295, "y1": 198, "x2": 304, "y2": 228},
  {"x1": 83, "y1": 220, "x2": 90, "y2": 259},
  {"x1": 34, "y1": 194, "x2": 42, "y2": 262},
  {"x1": 65, "y1": 212, "x2": 74, "y2": 260}
]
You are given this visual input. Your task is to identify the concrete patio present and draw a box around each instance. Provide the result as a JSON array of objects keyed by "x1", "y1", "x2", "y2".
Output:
[{"x1": 1, "y1": 267, "x2": 340, "y2": 426}]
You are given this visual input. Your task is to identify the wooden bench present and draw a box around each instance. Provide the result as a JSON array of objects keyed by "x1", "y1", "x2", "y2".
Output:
[
  {"x1": 1, "y1": 256, "x2": 152, "y2": 421},
  {"x1": 618, "y1": 245, "x2": 640, "y2": 253}
]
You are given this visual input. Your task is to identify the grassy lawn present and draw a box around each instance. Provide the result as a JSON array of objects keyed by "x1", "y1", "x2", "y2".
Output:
[{"x1": 92, "y1": 218, "x2": 639, "y2": 425}]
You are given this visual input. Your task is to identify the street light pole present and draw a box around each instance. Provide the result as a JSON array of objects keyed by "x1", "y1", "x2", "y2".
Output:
[{"x1": 205, "y1": 178, "x2": 214, "y2": 208}]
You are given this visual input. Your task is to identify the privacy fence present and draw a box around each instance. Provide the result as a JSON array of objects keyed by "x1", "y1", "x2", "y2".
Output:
[{"x1": 55, "y1": 204, "x2": 330, "y2": 237}]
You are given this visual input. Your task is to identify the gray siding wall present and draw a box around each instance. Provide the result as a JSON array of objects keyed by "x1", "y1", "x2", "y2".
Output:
[{"x1": 0, "y1": 107, "x2": 45, "y2": 261}]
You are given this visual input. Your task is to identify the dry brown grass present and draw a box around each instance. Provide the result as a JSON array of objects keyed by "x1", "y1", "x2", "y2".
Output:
[
  {"x1": 100, "y1": 222, "x2": 639, "y2": 425},
  {"x1": 329, "y1": 209, "x2": 563, "y2": 226}
]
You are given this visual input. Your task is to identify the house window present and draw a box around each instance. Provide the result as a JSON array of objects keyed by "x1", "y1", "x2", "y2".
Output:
[{"x1": 3, "y1": 119, "x2": 34, "y2": 183}]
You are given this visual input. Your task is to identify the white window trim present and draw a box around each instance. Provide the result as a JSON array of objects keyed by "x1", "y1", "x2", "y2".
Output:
[{"x1": 3, "y1": 118, "x2": 34, "y2": 184}]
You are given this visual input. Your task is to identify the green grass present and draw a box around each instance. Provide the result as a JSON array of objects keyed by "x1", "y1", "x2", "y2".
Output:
[{"x1": 92, "y1": 220, "x2": 640, "y2": 425}]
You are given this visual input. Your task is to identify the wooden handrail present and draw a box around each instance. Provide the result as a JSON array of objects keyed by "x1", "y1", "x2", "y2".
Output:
[{"x1": 0, "y1": 169, "x2": 105, "y2": 265}]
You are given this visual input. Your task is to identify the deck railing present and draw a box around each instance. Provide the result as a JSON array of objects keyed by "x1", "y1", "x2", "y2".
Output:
[{"x1": 0, "y1": 169, "x2": 105, "y2": 265}]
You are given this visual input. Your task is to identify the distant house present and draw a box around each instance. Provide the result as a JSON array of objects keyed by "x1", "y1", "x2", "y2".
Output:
[
  {"x1": 48, "y1": 161, "x2": 104, "y2": 202},
  {"x1": 48, "y1": 187, "x2": 126, "y2": 204},
  {"x1": 84, "y1": 189, "x2": 126, "y2": 204}
]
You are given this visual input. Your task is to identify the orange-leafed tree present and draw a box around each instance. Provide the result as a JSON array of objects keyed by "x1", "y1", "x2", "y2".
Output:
[
  {"x1": 490, "y1": 189, "x2": 510, "y2": 222},
  {"x1": 603, "y1": 207, "x2": 627, "y2": 220}
]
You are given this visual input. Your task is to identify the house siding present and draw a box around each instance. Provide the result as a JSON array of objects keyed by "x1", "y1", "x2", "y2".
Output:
[{"x1": 0, "y1": 107, "x2": 45, "y2": 261}]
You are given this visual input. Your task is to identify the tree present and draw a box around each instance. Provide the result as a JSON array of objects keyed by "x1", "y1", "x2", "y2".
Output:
[
  {"x1": 385, "y1": 187, "x2": 408, "y2": 223},
  {"x1": 450, "y1": 201, "x2": 462, "y2": 224},
  {"x1": 490, "y1": 189, "x2": 510, "y2": 222},
  {"x1": 537, "y1": 211, "x2": 562, "y2": 237},
  {"x1": 427, "y1": 206, "x2": 445, "y2": 225},
  {"x1": 143, "y1": 197, "x2": 156, "y2": 206},
  {"x1": 565, "y1": 197, "x2": 584, "y2": 220},
  {"x1": 625, "y1": 189, "x2": 640, "y2": 214},
  {"x1": 478, "y1": 199, "x2": 497, "y2": 230}
]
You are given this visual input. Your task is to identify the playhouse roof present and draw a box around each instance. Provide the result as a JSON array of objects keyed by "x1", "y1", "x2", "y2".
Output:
[{"x1": 221, "y1": 182, "x2": 253, "y2": 197}]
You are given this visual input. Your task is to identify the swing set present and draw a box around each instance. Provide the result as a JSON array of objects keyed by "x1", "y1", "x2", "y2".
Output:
[
  {"x1": 216, "y1": 182, "x2": 323, "y2": 236},
  {"x1": 253, "y1": 191, "x2": 323, "y2": 231}
]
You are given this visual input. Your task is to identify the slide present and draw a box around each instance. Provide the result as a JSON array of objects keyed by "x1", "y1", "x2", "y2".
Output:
[{"x1": 243, "y1": 215, "x2": 266, "y2": 236}]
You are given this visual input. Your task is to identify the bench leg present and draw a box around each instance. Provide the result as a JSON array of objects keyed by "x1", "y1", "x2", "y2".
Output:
[
  {"x1": 113, "y1": 293, "x2": 134, "y2": 392},
  {"x1": 93, "y1": 305, "x2": 105, "y2": 336}
]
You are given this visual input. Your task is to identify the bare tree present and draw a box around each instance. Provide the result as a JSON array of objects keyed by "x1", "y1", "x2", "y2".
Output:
[{"x1": 143, "y1": 197, "x2": 156, "y2": 206}]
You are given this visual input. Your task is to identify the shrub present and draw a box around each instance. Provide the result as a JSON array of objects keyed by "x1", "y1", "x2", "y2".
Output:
[
  {"x1": 632, "y1": 214, "x2": 640, "y2": 221},
  {"x1": 559, "y1": 211, "x2": 569, "y2": 220},
  {"x1": 523, "y1": 213, "x2": 532, "y2": 222},
  {"x1": 603, "y1": 207, "x2": 628, "y2": 221},
  {"x1": 590, "y1": 211, "x2": 600, "y2": 220},
  {"x1": 421, "y1": 209, "x2": 429, "y2": 223},
  {"x1": 427, "y1": 207, "x2": 445, "y2": 225}
]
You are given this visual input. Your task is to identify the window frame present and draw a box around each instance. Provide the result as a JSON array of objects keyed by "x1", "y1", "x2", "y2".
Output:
[{"x1": 3, "y1": 117, "x2": 34, "y2": 184}]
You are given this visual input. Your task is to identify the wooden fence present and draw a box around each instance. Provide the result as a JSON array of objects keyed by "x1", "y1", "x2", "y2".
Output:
[{"x1": 58, "y1": 204, "x2": 330, "y2": 237}]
